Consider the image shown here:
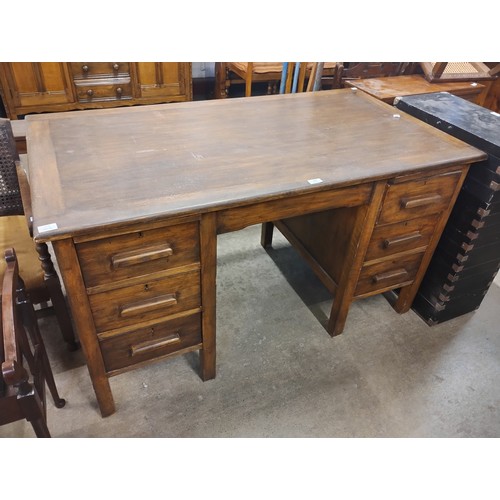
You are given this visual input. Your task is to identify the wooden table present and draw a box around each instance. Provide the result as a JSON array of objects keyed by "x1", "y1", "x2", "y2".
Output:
[
  {"x1": 345, "y1": 75, "x2": 486, "y2": 104},
  {"x1": 26, "y1": 89, "x2": 485, "y2": 416}
]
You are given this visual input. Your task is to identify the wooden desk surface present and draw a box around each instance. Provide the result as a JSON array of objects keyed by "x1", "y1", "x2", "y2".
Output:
[
  {"x1": 26, "y1": 89, "x2": 484, "y2": 241},
  {"x1": 345, "y1": 75, "x2": 485, "y2": 104}
]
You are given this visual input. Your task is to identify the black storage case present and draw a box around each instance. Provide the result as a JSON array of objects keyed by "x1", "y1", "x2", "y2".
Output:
[{"x1": 395, "y1": 92, "x2": 500, "y2": 324}]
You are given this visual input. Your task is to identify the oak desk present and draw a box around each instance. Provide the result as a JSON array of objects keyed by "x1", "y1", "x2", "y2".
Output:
[{"x1": 26, "y1": 89, "x2": 485, "y2": 416}]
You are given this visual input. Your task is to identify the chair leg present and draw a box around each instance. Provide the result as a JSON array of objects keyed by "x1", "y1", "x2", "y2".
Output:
[
  {"x1": 17, "y1": 276, "x2": 66, "y2": 409},
  {"x1": 245, "y1": 74, "x2": 253, "y2": 97},
  {"x1": 35, "y1": 242, "x2": 79, "y2": 351}
]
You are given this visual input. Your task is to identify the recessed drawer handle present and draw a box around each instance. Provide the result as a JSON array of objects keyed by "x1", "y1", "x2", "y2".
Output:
[
  {"x1": 383, "y1": 231, "x2": 422, "y2": 249},
  {"x1": 372, "y1": 268, "x2": 409, "y2": 284},
  {"x1": 119, "y1": 293, "x2": 177, "y2": 317},
  {"x1": 130, "y1": 332, "x2": 181, "y2": 356},
  {"x1": 400, "y1": 193, "x2": 442, "y2": 209},
  {"x1": 111, "y1": 244, "x2": 173, "y2": 269}
]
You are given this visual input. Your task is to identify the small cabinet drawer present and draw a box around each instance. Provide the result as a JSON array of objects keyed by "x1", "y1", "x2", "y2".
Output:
[
  {"x1": 75, "y1": 82, "x2": 132, "y2": 102},
  {"x1": 100, "y1": 313, "x2": 202, "y2": 373},
  {"x1": 355, "y1": 252, "x2": 424, "y2": 297},
  {"x1": 378, "y1": 170, "x2": 463, "y2": 225},
  {"x1": 77, "y1": 222, "x2": 200, "y2": 288},
  {"x1": 365, "y1": 216, "x2": 437, "y2": 262},
  {"x1": 71, "y1": 62, "x2": 130, "y2": 78},
  {"x1": 89, "y1": 270, "x2": 201, "y2": 333}
]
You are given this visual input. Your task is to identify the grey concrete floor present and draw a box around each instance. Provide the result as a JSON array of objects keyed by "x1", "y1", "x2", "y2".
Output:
[{"x1": 1, "y1": 224, "x2": 500, "y2": 438}]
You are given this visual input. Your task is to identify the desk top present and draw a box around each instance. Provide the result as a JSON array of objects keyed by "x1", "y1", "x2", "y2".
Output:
[
  {"x1": 345, "y1": 75, "x2": 485, "y2": 103},
  {"x1": 26, "y1": 89, "x2": 485, "y2": 241}
]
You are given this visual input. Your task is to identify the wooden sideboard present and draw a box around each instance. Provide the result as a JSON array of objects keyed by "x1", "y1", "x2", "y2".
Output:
[
  {"x1": 26, "y1": 90, "x2": 485, "y2": 416},
  {"x1": 0, "y1": 62, "x2": 192, "y2": 119}
]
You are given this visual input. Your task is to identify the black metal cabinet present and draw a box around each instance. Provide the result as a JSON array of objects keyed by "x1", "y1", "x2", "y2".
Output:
[{"x1": 395, "y1": 92, "x2": 500, "y2": 324}]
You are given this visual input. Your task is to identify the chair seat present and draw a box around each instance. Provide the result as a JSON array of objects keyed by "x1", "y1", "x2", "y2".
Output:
[
  {"x1": 229, "y1": 62, "x2": 337, "y2": 75},
  {"x1": 0, "y1": 215, "x2": 45, "y2": 296},
  {"x1": 229, "y1": 62, "x2": 283, "y2": 75}
]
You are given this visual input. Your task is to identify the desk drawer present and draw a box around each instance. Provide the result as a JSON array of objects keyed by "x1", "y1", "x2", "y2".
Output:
[
  {"x1": 89, "y1": 270, "x2": 200, "y2": 333},
  {"x1": 100, "y1": 313, "x2": 202, "y2": 373},
  {"x1": 365, "y1": 216, "x2": 437, "y2": 262},
  {"x1": 77, "y1": 222, "x2": 200, "y2": 288},
  {"x1": 378, "y1": 170, "x2": 463, "y2": 224},
  {"x1": 355, "y1": 252, "x2": 423, "y2": 297}
]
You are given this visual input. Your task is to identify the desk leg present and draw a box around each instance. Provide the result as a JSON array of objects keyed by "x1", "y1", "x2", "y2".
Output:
[
  {"x1": 328, "y1": 181, "x2": 387, "y2": 336},
  {"x1": 260, "y1": 222, "x2": 274, "y2": 248},
  {"x1": 52, "y1": 239, "x2": 116, "y2": 417},
  {"x1": 200, "y1": 212, "x2": 217, "y2": 380}
]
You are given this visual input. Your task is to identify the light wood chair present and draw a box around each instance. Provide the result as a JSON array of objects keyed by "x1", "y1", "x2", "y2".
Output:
[
  {"x1": 0, "y1": 118, "x2": 78, "y2": 351},
  {"x1": 216, "y1": 62, "x2": 338, "y2": 98},
  {"x1": 1, "y1": 248, "x2": 65, "y2": 437}
]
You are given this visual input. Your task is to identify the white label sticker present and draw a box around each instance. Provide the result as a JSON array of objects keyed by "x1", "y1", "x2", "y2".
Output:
[
  {"x1": 38, "y1": 223, "x2": 58, "y2": 233},
  {"x1": 308, "y1": 178, "x2": 323, "y2": 185}
]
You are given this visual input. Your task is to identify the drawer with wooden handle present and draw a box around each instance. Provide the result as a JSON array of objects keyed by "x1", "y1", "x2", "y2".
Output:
[
  {"x1": 377, "y1": 169, "x2": 463, "y2": 225},
  {"x1": 70, "y1": 62, "x2": 130, "y2": 78},
  {"x1": 89, "y1": 270, "x2": 200, "y2": 333},
  {"x1": 76, "y1": 222, "x2": 200, "y2": 288},
  {"x1": 355, "y1": 252, "x2": 424, "y2": 297},
  {"x1": 364, "y1": 215, "x2": 438, "y2": 263},
  {"x1": 75, "y1": 82, "x2": 132, "y2": 102},
  {"x1": 99, "y1": 313, "x2": 202, "y2": 373}
]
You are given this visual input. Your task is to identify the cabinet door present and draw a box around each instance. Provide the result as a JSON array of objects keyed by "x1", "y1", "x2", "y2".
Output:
[
  {"x1": 2, "y1": 62, "x2": 73, "y2": 109},
  {"x1": 136, "y1": 62, "x2": 192, "y2": 100}
]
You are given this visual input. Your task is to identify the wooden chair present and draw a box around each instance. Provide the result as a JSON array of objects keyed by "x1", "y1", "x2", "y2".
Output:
[
  {"x1": 332, "y1": 62, "x2": 415, "y2": 88},
  {"x1": 0, "y1": 118, "x2": 78, "y2": 350},
  {"x1": 216, "y1": 62, "x2": 338, "y2": 98},
  {"x1": 1, "y1": 248, "x2": 65, "y2": 437},
  {"x1": 419, "y1": 62, "x2": 497, "y2": 83}
]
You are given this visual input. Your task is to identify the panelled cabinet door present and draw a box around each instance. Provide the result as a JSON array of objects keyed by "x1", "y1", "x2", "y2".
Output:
[
  {"x1": 136, "y1": 62, "x2": 192, "y2": 100},
  {"x1": 2, "y1": 62, "x2": 74, "y2": 108}
]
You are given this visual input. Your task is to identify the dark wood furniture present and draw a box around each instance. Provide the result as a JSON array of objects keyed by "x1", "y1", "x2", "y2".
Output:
[
  {"x1": 0, "y1": 118, "x2": 77, "y2": 350},
  {"x1": 345, "y1": 75, "x2": 487, "y2": 105},
  {"x1": 332, "y1": 62, "x2": 414, "y2": 88},
  {"x1": 25, "y1": 90, "x2": 485, "y2": 416},
  {"x1": 0, "y1": 62, "x2": 192, "y2": 119},
  {"x1": 1, "y1": 248, "x2": 65, "y2": 437},
  {"x1": 395, "y1": 92, "x2": 500, "y2": 323}
]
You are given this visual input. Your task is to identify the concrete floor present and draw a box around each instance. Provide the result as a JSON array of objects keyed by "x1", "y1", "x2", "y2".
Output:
[{"x1": 1, "y1": 224, "x2": 499, "y2": 438}]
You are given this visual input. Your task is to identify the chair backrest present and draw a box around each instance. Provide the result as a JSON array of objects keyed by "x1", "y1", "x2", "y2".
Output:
[
  {"x1": 279, "y1": 63, "x2": 326, "y2": 94},
  {"x1": 333, "y1": 62, "x2": 413, "y2": 88},
  {"x1": 0, "y1": 118, "x2": 23, "y2": 217},
  {"x1": 1, "y1": 247, "x2": 65, "y2": 437}
]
